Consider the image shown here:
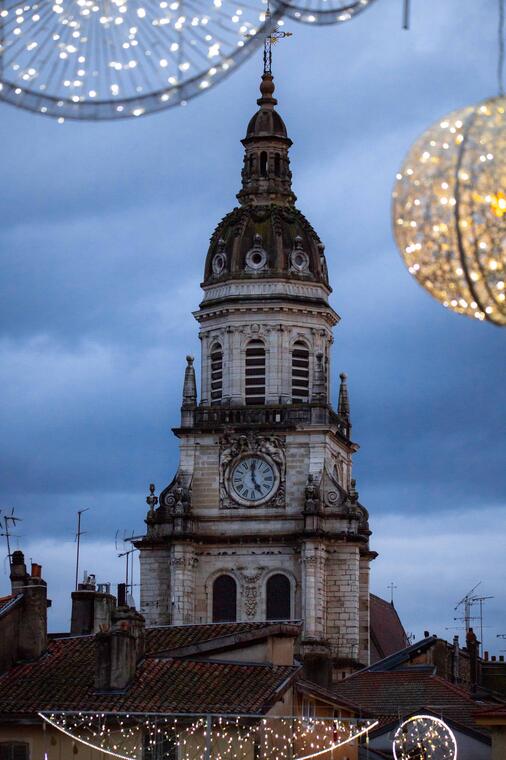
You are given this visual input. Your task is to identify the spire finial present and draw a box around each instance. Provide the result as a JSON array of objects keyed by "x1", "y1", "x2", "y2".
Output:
[
  {"x1": 262, "y1": 3, "x2": 292, "y2": 78},
  {"x1": 181, "y1": 355, "x2": 197, "y2": 426},
  {"x1": 338, "y1": 372, "x2": 351, "y2": 421}
]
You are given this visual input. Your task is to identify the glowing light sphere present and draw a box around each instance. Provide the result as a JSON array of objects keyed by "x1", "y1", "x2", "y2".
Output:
[
  {"x1": 392, "y1": 97, "x2": 506, "y2": 326},
  {"x1": 0, "y1": 0, "x2": 279, "y2": 119},
  {"x1": 271, "y1": 0, "x2": 375, "y2": 26},
  {"x1": 393, "y1": 714, "x2": 457, "y2": 760}
]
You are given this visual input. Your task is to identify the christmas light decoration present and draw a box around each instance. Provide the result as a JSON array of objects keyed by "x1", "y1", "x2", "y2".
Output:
[
  {"x1": 392, "y1": 97, "x2": 506, "y2": 326},
  {"x1": 0, "y1": 0, "x2": 280, "y2": 120},
  {"x1": 392, "y1": 714, "x2": 458, "y2": 760},
  {"x1": 39, "y1": 711, "x2": 378, "y2": 760},
  {"x1": 271, "y1": 0, "x2": 375, "y2": 26}
]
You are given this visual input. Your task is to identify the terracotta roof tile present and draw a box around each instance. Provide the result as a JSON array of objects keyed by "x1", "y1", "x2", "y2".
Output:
[
  {"x1": 144, "y1": 621, "x2": 298, "y2": 655},
  {"x1": 369, "y1": 595, "x2": 408, "y2": 663},
  {"x1": 333, "y1": 671, "x2": 492, "y2": 735},
  {"x1": 0, "y1": 634, "x2": 299, "y2": 717}
]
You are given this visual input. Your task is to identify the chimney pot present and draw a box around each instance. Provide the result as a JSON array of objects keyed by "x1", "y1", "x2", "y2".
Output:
[
  {"x1": 117, "y1": 583, "x2": 127, "y2": 607},
  {"x1": 492, "y1": 656, "x2": 497, "y2": 662},
  {"x1": 31, "y1": 563, "x2": 42, "y2": 578},
  {"x1": 500, "y1": 656, "x2": 504, "y2": 663},
  {"x1": 485, "y1": 651, "x2": 489, "y2": 661},
  {"x1": 424, "y1": 631, "x2": 430, "y2": 638}
]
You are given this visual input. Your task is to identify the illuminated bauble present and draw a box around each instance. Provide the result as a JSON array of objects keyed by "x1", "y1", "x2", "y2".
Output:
[
  {"x1": 392, "y1": 97, "x2": 506, "y2": 326},
  {"x1": 0, "y1": 0, "x2": 279, "y2": 120},
  {"x1": 393, "y1": 714, "x2": 457, "y2": 760},
  {"x1": 272, "y1": 0, "x2": 376, "y2": 26}
]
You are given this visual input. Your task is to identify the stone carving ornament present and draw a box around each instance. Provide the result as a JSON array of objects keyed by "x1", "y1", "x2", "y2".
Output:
[
  {"x1": 240, "y1": 569, "x2": 263, "y2": 617},
  {"x1": 219, "y1": 432, "x2": 286, "y2": 509}
]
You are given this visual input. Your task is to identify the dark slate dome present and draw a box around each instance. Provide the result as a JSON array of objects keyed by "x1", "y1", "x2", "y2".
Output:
[
  {"x1": 202, "y1": 73, "x2": 330, "y2": 291},
  {"x1": 203, "y1": 204, "x2": 330, "y2": 289}
]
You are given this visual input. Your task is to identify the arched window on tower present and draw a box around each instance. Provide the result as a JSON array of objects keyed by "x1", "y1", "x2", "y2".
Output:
[
  {"x1": 245, "y1": 339, "x2": 266, "y2": 405},
  {"x1": 266, "y1": 574, "x2": 291, "y2": 620},
  {"x1": 212, "y1": 574, "x2": 237, "y2": 622},
  {"x1": 274, "y1": 153, "x2": 281, "y2": 177},
  {"x1": 210, "y1": 342, "x2": 223, "y2": 405},
  {"x1": 292, "y1": 341, "x2": 310, "y2": 402},
  {"x1": 260, "y1": 151, "x2": 268, "y2": 178}
]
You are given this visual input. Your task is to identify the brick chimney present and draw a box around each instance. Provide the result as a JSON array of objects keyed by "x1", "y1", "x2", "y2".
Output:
[
  {"x1": 0, "y1": 551, "x2": 50, "y2": 670},
  {"x1": 466, "y1": 627, "x2": 480, "y2": 692},
  {"x1": 71, "y1": 573, "x2": 116, "y2": 635},
  {"x1": 95, "y1": 596, "x2": 145, "y2": 692}
]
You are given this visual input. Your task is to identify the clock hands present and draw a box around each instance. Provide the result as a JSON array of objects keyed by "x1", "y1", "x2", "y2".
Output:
[{"x1": 250, "y1": 460, "x2": 262, "y2": 493}]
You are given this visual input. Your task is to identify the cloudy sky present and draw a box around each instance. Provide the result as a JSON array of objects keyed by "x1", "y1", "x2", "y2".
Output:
[{"x1": 0, "y1": 0, "x2": 505, "y2": 650}]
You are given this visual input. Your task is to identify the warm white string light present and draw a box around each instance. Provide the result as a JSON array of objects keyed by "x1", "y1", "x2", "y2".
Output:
[
  {"x1": 392, "y1": 97, "x2": 506, "y2": 326},
  {"x1": 39, "y1": 711, "x2": 378, "y2": 760},
  {"x1": 270, "y1": 0, "x2": 375, "y2": 27},
  {"x1": 0, "y1": 0, "x2": 281, "y2": 119},
  {"x1": 392, "y1": 714, "x2": 458, "y2": 760}
]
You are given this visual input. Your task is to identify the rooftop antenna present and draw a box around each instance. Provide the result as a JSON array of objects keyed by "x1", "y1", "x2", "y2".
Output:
[
  {"x1": 116, "y1": 529, "x2": 137, "y2": 601},
  {"x1": 0, "y1": 509, "x2": 23, "y2": 570},
  {"x1": 262, "y1": 0, "x2": 292, "y2": 76},
  {"x1": 454, "y1": 582, "x2": 494, "y2": 656},
  {"x1": 387, "y1": 581, "x2": 398, "y2": 605},
  {"x1": 74, "y1": 508, "x2": 89, "y2": 591}
]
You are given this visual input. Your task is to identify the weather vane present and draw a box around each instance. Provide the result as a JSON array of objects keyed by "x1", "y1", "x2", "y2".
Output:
[{"x1": 263, "y1": 1, "x2": 293, "y2": 75}]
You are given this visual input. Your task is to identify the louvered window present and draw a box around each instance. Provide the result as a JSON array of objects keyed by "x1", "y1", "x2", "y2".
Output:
[
  {"x1": 245, "y1": 340, "x2": 265, "y2": 405},
  {"x1": 212, "y1": 575, "x2": 237, "y2": 622},
  {"x1": 292, "y1": 341, "x2": 310, "y2": 402},
  {"x1": 0, "y1": 744, "x2": 29, "y2": 760},
  {"x1": 210, "y1": 343, "x2": 223, "y2": 405},
  {"x1": 266, "y1": 574, "x2": 291, "y2": 621}
]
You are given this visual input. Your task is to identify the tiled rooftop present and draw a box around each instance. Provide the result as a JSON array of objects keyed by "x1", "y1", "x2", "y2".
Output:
[
  {"x1": 0, "y1": 634, "x2": 299, "y2": 716},
  {"x1": 333, "y1": 670, "x2": 492, "y2": 735}
]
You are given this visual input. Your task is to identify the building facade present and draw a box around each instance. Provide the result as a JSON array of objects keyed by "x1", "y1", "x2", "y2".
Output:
[{"x1": 136, "y1": 70, "x2": 375, "y2": 681}]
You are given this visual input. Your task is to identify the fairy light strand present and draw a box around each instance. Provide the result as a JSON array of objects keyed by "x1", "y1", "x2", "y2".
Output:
[{"x1": 38, "y1": 712, "x2": 378, "y2": 760}]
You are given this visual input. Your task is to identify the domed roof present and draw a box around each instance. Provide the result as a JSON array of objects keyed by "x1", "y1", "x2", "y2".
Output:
[
  {"x1": 246, "y1": 108, "x2": 288, "y2": 139},
  {"x1": 202, "y1": 71, "x2": 330, "y2": 292},
  {"x1": 203, "y1": 203, "x2": 330, "y2": 289}
]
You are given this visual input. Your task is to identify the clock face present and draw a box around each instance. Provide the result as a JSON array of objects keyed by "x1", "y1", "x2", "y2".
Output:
[{"x1": 230, "y1": 456, "x2": 277, "y2": 504}]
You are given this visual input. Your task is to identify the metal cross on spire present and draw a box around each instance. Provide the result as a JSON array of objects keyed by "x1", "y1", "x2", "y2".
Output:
[{"x1": 263, "y1": 0, "x2": 292, "y2": 74}]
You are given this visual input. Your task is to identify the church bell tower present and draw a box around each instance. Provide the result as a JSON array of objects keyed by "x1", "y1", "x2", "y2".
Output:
[{"x1": 136, "y1": 70, "x2": 375, "y2": 682}]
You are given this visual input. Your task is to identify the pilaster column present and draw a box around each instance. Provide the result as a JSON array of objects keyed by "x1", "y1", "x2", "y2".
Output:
[
  {"x1": 170, "y1": 543, "x2": 197, "y2": 624},
  {"x1": 301, "y1": 541, "x2": 326, "y2": 640},
  {"x1": 200, "y1": 333, "x2": 209, "y2": 405}
]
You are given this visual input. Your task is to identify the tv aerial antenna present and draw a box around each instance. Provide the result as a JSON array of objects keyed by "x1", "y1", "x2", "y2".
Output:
[
  {"x1": 0, "y1": 508, "x2": 23, "y2": 570},
  {"x1": 116, "y1": 529, "x2": 138, "y2": 605},
  {"x1": 74, "y1": 508, "x2": 89, "y2": 591},
  {"x1": 454, "y1": 582, "x2": 494, "y2": 655}
]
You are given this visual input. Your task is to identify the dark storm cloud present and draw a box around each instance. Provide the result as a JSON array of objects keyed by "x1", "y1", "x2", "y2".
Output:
[{"x1": 0, "y1": 0, "x2": 505, "y2": 637}]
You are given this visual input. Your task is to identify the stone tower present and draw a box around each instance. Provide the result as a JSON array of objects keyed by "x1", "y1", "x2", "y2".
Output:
[{"x1": 136, "y1": 71, "x2": 375, "y2": 684}]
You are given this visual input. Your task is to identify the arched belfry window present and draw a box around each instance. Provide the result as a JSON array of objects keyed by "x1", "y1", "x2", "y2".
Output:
[
  {"x1": 274, "y1": 153, "x2": 281, "y2": 177},
  {"x1": 210, "y1": 342, "x2": 223, "y2": 405},
  {"x1": 266, "y1": 574, "x2": 291, "y2": 621},
  {"x1": 212, "y1": 575, "x2": 237, "y2": 622},
  {"x1": 245, "y1": 339, "x2": 266, "y2": 405},
  {"x1": 260, "y1": 151, "x2": 268, "y2": 178},
  {"x1": 292, "y1": 341, "x2": 310, "y2": 402}
]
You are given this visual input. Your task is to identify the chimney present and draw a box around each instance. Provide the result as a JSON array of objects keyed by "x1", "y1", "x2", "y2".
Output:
[
  {"x1": 424, "y1": 630, "x2": 430, "y2": 638},
  {"x1": 9, "y1": 551, "x2": 49, "y2": 662},
  {"x1": 466, "y1": 627, "x2": 480, "y2": 691},
  {"x1": 71, "y1": 573, "x2": 116, "y2": 636},
  {"x1": 452, "y1": 635, "x2": 460, "y2": 683},
  {"x1": 95, "y1": 603, "x2": 145, "y2": 691}
]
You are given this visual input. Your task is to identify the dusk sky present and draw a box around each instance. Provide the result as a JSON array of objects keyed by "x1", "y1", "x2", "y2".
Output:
[{"x1": 0, "y1": 0, "x2": 505, "y2": 649}]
